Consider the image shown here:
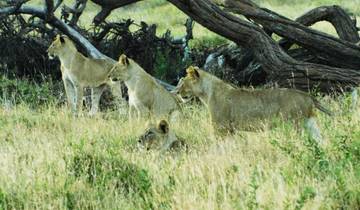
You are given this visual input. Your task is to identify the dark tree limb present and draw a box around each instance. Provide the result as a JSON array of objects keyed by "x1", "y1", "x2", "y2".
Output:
[
  {"x1": 223, "y1": 0, "x2": 360, "y2": 70},
  {"x1": 166, "y1": 0, "x2": 360, "y2": 91},
  {"x1": 0, "y1": 3, "x2": 104, "y2": 58},
  {"x1": 0, "y1": 0, "x2": 176, "y2": 90},
  {"x1": 45, "y1": 0, "x2": 54, "y2": 21},
  {"x1": 279, "y1": 5, "x2": 359, "y2": 49},
  {"x1": 90, "y1": 0, "x2": 141, "y2": 25},
  {"x1": 54, "y1": 0, "x2": 63, "y2": 11},
  {"x1": 0, "y1": 0, "x2": 29, "y2": 15},
  {"x1": 61, "y1": 0, "x2": 87, "y2": 25}
]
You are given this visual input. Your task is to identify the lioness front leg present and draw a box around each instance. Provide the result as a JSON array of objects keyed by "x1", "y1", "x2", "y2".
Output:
[
  {"x1": 304, "y1": 117, "x2": 324, "y2": 146},
  {"x1": 63, "y1": 77, "x2": 77, "y2": 113},
  {"x1": 89, "y1": 84, "x2": 106, "y2": 116},
  {"x1": 108, "y1": 81, "x2": 127, "y2": 115},
  {"x1": 137, "y1": 104, "x2": 151, "y2": 121},
  {"x1": 129, "y1": 104, "x2": 137, "y2": 123},
  {"x1": 74, "y1": 83, "x2": 84, "y2": 114}
]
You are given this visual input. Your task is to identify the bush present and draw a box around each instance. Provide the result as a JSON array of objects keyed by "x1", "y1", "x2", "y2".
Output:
[
  {"x1": 189, "y1": 35, "x2": 228, "y2": 51},
  {"x1": 0, "y1": 76, "x2": 61, "y2": 108},
  {"x1": 68, "y1": 152, "x2": 153, "y2": 208}
]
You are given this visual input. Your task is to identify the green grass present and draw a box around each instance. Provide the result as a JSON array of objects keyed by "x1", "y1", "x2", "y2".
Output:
[{"x1": 0, "y1": 88, "x2": 360, "y2": 209}]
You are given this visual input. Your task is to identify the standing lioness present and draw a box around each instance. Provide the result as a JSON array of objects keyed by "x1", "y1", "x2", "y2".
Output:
[
  {"x1": 174, "y1": 66, "x2": 331, "y2": 143},
  {"x1": 47, "y1": 35, "x2": 123, "y2": 115},
  {"x1": 109, "y1": 54, "x2": 181, "y2": 122}
]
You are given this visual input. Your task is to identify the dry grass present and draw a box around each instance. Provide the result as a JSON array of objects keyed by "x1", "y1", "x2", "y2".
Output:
[
  {"x1": 0, "y1": 94, "x2": 359, "y2": 209},
  {"x1": 2, "y1": 0, "x2": 360, "y2": 209}
]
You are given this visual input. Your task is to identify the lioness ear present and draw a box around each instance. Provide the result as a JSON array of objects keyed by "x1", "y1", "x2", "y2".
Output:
[
  {"x1": 59, "y1": 35, "x2": 65, "y2": 44},
  {"x1": 158, "y1": 120, "x2": 169, "y2": 134},
  {"x1": 119, "y1": 54, "x2": 130, "y2": 66},
  {"x1": 186, "y1": 66, "x2": 200, "y2": 79}
]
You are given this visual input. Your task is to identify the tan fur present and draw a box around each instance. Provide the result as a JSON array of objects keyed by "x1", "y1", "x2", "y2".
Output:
[
  {"x1": 109, "y1": 54, "x2": 181, "y2": 122},
  {"x1": 138, "y1": 120, "x2": 187, "y2": 152},
  {"x1": 47, "y1": 35, "x2": 123, "y2": 115},
  {"x1": 175, "y1": 66, "x2": 330, "y2": 143}
]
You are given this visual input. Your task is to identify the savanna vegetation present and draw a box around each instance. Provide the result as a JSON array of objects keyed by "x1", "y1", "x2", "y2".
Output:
[{"x1": 1, "y1": 0, "x2": 360, "y2": 209}]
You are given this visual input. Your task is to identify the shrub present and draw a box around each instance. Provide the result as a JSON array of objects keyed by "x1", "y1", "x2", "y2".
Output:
[
  {"x1": 68, "y1": 152, "x2": 153, "y2": 208},
  {"x1": 0, "y1": 76, "x2": 60, "y2": 108}
]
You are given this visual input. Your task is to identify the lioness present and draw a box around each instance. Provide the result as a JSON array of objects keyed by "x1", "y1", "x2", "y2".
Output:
[
  {"x1": 174, "y1": 66, "x2": 332, "y2": 144},
  {"x1": 109, "y1": 54, "x2": 181, "y2": 122},
  {"x1": 138, "y1": 120, "x2": 187, "y2": 151},
  {"x1": 47, "y1": 35, "x2": 123, "y2": 115}
]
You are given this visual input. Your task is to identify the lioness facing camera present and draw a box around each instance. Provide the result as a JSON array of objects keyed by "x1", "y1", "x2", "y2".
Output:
[
  {"x1": 138, "y1": 120, "x2": 187, "y2": 152},
  {"x1": 174, "y1": 66, "x2": 332, "y2": 144},
  {"x1": 109, "y1": 54, "x2": 181, "y2": 122},
  {"x1": 48, "y1": 35, "x2": 123, "y2": 115}
]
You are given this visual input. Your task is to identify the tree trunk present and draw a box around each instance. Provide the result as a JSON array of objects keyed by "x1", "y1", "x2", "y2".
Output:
[
  {"x1": 224, "y1": 0, "x2": 360, "y2": 70},
  {"x1": 166, "y1": 0, "x2": 360, "y2": 92},
  {"x1": 2, "y1": 0, "x2": 360, "y2": 92}
]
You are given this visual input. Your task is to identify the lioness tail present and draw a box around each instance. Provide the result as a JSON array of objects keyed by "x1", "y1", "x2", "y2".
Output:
[{"x1": 312, "y1": 98, "x2": 332, "y2": 116}]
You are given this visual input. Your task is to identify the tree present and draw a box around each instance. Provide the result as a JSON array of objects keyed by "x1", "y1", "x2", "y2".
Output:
[{"x1": 1, "y1": 0, "x2": 360, "y2": 92}]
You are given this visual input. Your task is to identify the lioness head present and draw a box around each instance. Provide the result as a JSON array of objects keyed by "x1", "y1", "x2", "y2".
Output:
[
  {"x1": 47, "y1": 35, "x2": 72, "y2": 59},
  {"x1": 174, "y1": 66, "x2": 203, "y2": 102},
  {"x1": 109, "y1": 54, "x2": 131, "y2": 81},
  {"x1": 138, "y1": 120, "x2": 171, "y2": 150}
]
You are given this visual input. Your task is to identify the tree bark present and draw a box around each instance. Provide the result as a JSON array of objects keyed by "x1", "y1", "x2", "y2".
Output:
[
  {"x1": 278, "y1": 5, "x2": 359, "y2": 49},
  {"x1": 166, "y1": 0, "x2": 360, "y2": 92},
  {"x1": 2, "y1": 0, "x2": 360, "y2": 92},
  {"x1": 90, "y1": 0, "x2": 141, "y2": 24},
  {"x1": 224, "y1": 0, "x2": 360, "y2": 70},
  {"x1": 0, "y1": 1, "x2": 176, "y2": 90}
]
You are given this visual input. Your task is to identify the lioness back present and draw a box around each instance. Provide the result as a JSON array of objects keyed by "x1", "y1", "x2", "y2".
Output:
[
  {"x1": 229, "y1": 88, "x2": 314, "y2": 121},
  {"x1": 175, "y1": 66, "x2": 330, "y2": 134}
]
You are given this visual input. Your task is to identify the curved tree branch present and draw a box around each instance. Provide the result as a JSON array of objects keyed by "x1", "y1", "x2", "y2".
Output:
[
  {"x1": 279, "y1": 5, "x2": 359, "y2": 49},
  {"x1": 0, "y1": 3, "x2": 104, "y2": 58},
  {"x1": 223, "y1": 0, "x2": 360, "y2": 70},
  {"x1": 61, "y1": 0, "x2": 87, "y2": 25},
  {"x1": 167, "y1": 0, "x2": 360, "y2": 91},
  {"x1": 0, "y1": 0, "x2": 176, "y2": 90},
  {"x1": 90, "y1": 0, "x2": 141, "y2": 24}
]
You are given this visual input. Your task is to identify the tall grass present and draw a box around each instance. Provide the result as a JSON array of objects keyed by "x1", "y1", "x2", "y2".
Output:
[
  {"x1": 2, "y1": 0, "x2": 360, "y2": 209},
  {"x1": 0, "y1": 91, "x2": 359, "y2": 209}
]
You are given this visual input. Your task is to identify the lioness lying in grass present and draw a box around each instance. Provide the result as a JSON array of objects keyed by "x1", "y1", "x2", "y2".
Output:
[
  {"x1": 174, "y1": 66, "x2": 332, "y2": 144},
  {"x1": 138, "y1": 120, "x2": 187, "y2": 152}
]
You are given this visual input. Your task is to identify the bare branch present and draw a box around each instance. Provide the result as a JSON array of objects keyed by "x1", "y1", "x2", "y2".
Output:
[
  {"x1": 54, "y1": 0, "x2": 63, "y2": 11},
  {"x1": 0, "y1": 0, "x2": 29, "y2": 15},
  {"x1": 0, "y1": 4, "x2": 104, "y2": 58},
  {"x1": 45, "y1": 0, "x2": 54, "y2": 21},
  {"x1": 223, "y1": 0, "x2": 360, "y2": 70},
  {"x1": 279, "y1": 5, "x2": 359, "y2": 49},
  {"x1": 61, "y1": 0, "x2": 87, "y2": 25},
  {"x1": 167, "y1": 0, "x2": 360, "y2": 91},
  {"x1": 90, "y1": 0, "x2": 141, "y2": 24}
]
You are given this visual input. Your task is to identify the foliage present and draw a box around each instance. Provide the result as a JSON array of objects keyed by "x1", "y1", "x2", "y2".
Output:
[{"x1": 0, "y1": 76, "x2": 60, "y2": 108}]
